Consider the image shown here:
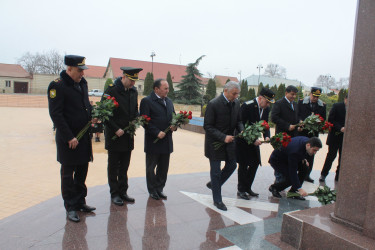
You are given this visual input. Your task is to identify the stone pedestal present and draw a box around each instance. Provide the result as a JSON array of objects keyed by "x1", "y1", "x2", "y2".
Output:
[{"x1": 281, "y1": 0, "x2": 375, "y2": 247}]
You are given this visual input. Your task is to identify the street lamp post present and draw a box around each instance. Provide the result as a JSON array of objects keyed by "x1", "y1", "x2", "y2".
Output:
[
  {"x1": 150, "y1": 51, "x2": 156, "y2": 74},
  {"x1": 257, "y1": 64, "x2": 263, "y2": 85}
]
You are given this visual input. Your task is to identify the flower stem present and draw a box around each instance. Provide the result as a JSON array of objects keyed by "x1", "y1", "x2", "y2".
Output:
[
  {"x1": 153, "y1": 127, "x2": 171, "y2": 143},
  {"x1": 76, "y1": 122, "x2": 91, "y2": 141}
]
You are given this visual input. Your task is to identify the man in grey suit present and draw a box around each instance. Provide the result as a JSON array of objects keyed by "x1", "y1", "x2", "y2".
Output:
[
  {"x1": 204, "y1": 81, "x2": 244, "y2": 211},
  {"x1": 140, "y1": 79, "x2": 176, "y2": 200}
]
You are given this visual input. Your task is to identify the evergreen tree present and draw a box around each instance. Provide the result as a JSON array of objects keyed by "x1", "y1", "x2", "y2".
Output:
[
  {"x1": 240, "y1": 80, "x2": 248, "y2": 99},
  {"x1": 275, "y1": 83, "x2": 286, "y2": 101},
  {"x1": 270, "y1": 85, "x2": 278, "y2": 96},
  {"x1": 247, "y1": 88, "x2": 256, "y2": 100},
  {"x1": 206, "y1": 78, "x2": 217, "y2": 101},
  {"x1": 264, "y1": 84, "x2": 270, "y2": 90},
  {"x1": 104, "y1": 78, "x2": 113, "y2": 92},
  {"x1": 257, "y1": 82, "x2": 264, "y2": 96},
  {"x1": 166, "y1": 71, "x2": 175, "y2": 100},
  {"x1": 175, "y1": 55, "x2": 205, "y2": 104},
  {"x1": 226, "y1": 78, "x2": 231, "y2": 83},
  {"x1": 297, "y1": 86, "x2": 304, "y2": 100},
  {"x1": 143, "y1": 72, "x2": 154, "y2": 96}
]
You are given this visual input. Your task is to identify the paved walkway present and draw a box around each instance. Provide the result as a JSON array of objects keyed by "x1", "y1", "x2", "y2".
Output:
[{"x1": 0, "y1": 106, "x2": 337, "y2": 220}]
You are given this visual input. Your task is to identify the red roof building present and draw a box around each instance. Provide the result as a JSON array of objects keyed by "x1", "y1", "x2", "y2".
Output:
[
  {"x1": 104, "y1": 58, "x2": 188, "y2": 83},
  {"x1": 84, "y1": 65, "x2": 107, "y2": 78},
  {"x1": 0, "y1": 63, "x2": 31, "y2": 78}
]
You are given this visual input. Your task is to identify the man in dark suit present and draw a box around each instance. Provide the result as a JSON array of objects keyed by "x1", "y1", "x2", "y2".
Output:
[
  {"x1": 319, "y1": 96, "x2": 347, "y2": 182},
  {"x1": 271, "y1": 85, "x2": 300, "y2": 183},
  {"x1": 204, "y1": 81, "x2": 244, "y2": 211},
  {"x1": 268, "y1": 136, "x2": 322, "y2": 200},
  {"x1": 103, "y1": 67, "x2": 142, "y2": 206},
  {"x1": 235, "y1": 88, "x2": 275, "y2": 200},
  {"x1": 298, "y1": 87, "x2": 326, "y2": 183},
  {"x1": 48, "y1": 55, "x2": 96, "y2": 222},
  {"x1": 140, "y1": 79, "x2": 176, "y2": 200}
]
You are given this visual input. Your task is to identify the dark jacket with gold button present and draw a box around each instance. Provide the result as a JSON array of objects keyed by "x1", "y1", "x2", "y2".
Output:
[
  {"x1": 48, "y1": 70, "x2": 93, "y2": 165},
  {"x1": 103, "y1": 77, "x2": 139, "y2": 152}
]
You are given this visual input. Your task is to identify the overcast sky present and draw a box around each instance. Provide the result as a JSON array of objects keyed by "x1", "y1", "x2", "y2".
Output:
[{"x1": 1, "y1": 0, "x2": 357, "y2": 85}]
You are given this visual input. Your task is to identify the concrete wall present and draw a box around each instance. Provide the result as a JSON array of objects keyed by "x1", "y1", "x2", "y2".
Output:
[{"x1": 0, "y1": 76, "x2": 32, "y2": 94}]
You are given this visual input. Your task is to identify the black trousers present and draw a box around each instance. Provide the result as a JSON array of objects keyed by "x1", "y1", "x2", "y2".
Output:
[
  {"x1": 61, "y1": 163, "x2": 88, "y2": 211},
  {"x1": 321, "y1": 141, "x2": 343, "y2": 178},
  {"x1": 273, "y1": 163, "x2": 308, "y2": 192},
  {"x1": 108, "y1": 150, "x2": 131, "y2": 198},
  {"x1": 209, "y1": 159, "x2": 237, "y2": 203},
  {"x1": 237, "y1": 163, "x2": 258, "y2": 192},
  {"x1": 146, "y1": 153, "x2": 170, "y2": 194}
]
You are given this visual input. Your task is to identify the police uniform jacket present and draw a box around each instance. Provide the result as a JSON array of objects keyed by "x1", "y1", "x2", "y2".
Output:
[
  {"x1": 140, "y1": 91, "x2": 175, "y2": 154},
  {"x1": 298, "y1": 96, "x2": 327, "y2": 137},
  {"x1": 204, "y1": 94, "x2": 244, "y2": 161},
  {"x1": 48, "y1": 70, "x2": 93, "y2": 165},
  {"x1": 236, "y1": 98, "x2": 270, "y2": 166},
  {"x1": 326, "y1": 102, "x2": 346, "y2": 146},
  {"x1": 103, "y1": 77, "x2": 138, "y2": 152},
  {"x1": 269, "y1": 136, "x2": 311, "y2": 191},
  {"x1": 271, "y1": 97, "x2": 299, "y2": 137}
]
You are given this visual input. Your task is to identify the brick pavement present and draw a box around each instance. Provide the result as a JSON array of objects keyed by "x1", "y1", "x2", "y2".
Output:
[{"x1": 0, "y1": 99, "x2": 337, "y2": 220}]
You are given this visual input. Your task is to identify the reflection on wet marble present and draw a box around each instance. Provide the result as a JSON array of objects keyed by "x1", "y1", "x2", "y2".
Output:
[{"x1": 0, "y1": 167, "x2": 335, "y2": 249}]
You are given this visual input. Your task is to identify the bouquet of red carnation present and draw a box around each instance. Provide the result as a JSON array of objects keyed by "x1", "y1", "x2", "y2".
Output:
[
  {"x1": 300, "y1": 113, "x2": 325, "y2": 135},
  {"x1": 321, "y1": 121, "x2": 334, "y2": 133},
  {"x1": 153, "y1": 111, "x2": 192, "y2": 143},
  {"x1": 76, "y1": 96, "x2": 118, "y2": 141},
  {"x1": 213, "y1": 120, "x2": 270, "y2": 150},
  {"x1": 112, "y1": 115, "x2": 151, "y2": 140},
  {"x1": 269, "y1": 132, "x2": 292, "y2": 150}
]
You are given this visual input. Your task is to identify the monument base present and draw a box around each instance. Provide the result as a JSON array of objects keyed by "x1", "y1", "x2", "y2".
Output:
[{"x1": 280, "y1": 204, "x2": 375, "y2": 249}]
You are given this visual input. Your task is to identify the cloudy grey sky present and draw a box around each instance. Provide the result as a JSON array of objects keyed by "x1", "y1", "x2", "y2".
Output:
[{"x1": 1, "y1": 0, "x2": 357, "y2": 85}]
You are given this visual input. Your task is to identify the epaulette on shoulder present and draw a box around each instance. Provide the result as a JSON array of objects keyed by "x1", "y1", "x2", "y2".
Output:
[
  {"x1": 108, "y1": 83, "x2": 114, "y2": 87},
  {"x1": 54, "y1": 78, "x2": 61, "y2": 83},
  {"x1": 245, "y1": 100, "x2": 254, "y2": 105}
]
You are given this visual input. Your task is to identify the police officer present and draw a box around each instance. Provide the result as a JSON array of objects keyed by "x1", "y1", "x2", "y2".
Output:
[
  {"x1": 236, "y1": 88, "x2": 275, "y2": 200},
  {"x1": 297, "y1": 87, "x2": 326, "y2": 183},
  {"x1": 48, "y1": 55, "x2": 96, "y2": 222},
  {"x1": 103, "y1": 67, "x2": 142, "y2": 206}
]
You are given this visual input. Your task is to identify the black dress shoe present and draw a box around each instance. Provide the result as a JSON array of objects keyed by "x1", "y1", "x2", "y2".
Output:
[
  {"x1": 150, "y1": 192, "x2": 160, "y2": 200},
  {"x1": 287, "y1": 191, "x2": 306, "y2": 200},
  {"x1": 157, "y1": 191, "x2": 167, "y2": 199},
  {"x1": 206, "y1": 182, "x2": 212, "y2": 190},
  {"x1": 269, "y1": 185, "x2": 282, "y2": 198},
  {"x1": 79, "y1": 204, "x2": 96, "y2": 212},
  {"x1": 237, "y1": 191, "x2": 250, "y2": 200},
  {"x1": 305, "y1": 176, "x2": 314, "y2": 183},
  {"x1": 66, "y1": 211, "x2": 80, "y2": 222},
  {"x1": 246, "y1": 189, "x2": 259, "y2": 197},
  {"x1": 111, "y1": 196, "x2": 124, "y2": 206},
  {"x1": 214, "y1": 202, "x2": 227, "y2": 211},
  {"x1": 121, "y1": 194, "x2": 135, "y2": 202}
]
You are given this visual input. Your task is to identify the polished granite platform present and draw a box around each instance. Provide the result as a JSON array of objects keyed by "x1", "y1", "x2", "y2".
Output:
[{"x1": 0, "y1": 167, "x2": 336, "y2": 250}]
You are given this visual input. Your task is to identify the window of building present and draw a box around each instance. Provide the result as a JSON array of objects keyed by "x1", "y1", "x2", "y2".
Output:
[{"x1": 5, "y1": 81, "x2": 11, "y2": 87}]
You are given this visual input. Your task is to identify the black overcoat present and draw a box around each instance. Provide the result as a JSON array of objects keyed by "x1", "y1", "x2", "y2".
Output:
[
  {"x1": 140, "y1": 91, "x2": 175, "y2": 154},
  {"x1": 48, "y1": 70, "x2": 93, "y2": 165},
  {"x1": 297, "y1": 96, "x2": 327, "y2": 137},
  {"x1": 236, "y1": 98, "x2": 270, "y2": 166},
  {"x1": 271, "y1": 97, "x2": 299, "y2": 137},
  {"x1": 103, "y1": 78, "x2": 138, "y2": 152},
  {"x1": 326, "y1": 102, "x2": 346, "y2": 145},
  {"x1": 204, "y1": 94, "x2": 244, "y2": 161}
]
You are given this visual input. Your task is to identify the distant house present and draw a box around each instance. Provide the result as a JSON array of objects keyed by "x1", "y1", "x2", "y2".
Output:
[
  {"x1": 0, "y1": 63, "x2": 31, "y2": 93},
  {"x1": 31, "y1": 65, "x2": 107, "y2": 94},
  {"x1": 214, "y1": 75, "x2": 239, "y2": 86},
  {"x1": 243, "y1": 74, "x2": 307, "y2": 94},
  {"x1": 104, "y1": 57, "x2": 188, "y2": 93}
]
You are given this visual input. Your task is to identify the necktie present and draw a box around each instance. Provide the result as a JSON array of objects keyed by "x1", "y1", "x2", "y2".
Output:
[{"x1": 291, "y1": 103, "x2": 294, "y2": 110}]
